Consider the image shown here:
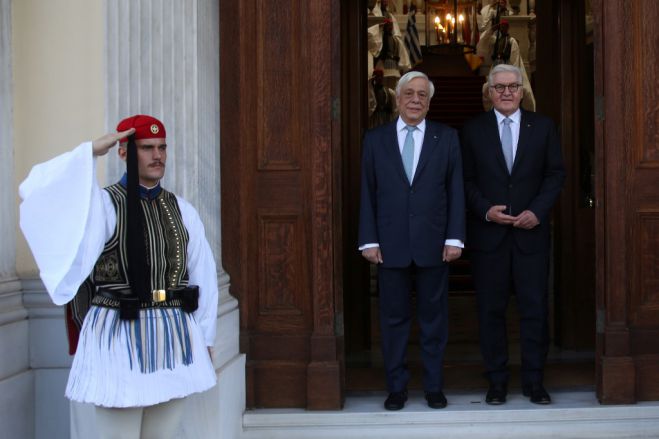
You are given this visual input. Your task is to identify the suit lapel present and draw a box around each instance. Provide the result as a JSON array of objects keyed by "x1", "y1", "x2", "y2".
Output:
[
  {"x1": 485, "y1": 110, "x2": 509, "y2": 174},
  {"x1": 384, "y1": 122, "x2": 409, "y2": 184},
  {"x1": 512, "y1": 110, "x2": 534, "y2": 173},
  {"x1": 413, "y1": 121, "x2": 438, "y2": 185}
]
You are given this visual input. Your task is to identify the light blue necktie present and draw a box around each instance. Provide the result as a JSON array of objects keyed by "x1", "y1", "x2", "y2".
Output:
[
  {"x1": 501, "y1": 117, "x2": 514, "y2": 173},
  {"x1": 402, "y1": 125, "x2": 416, "y2": 183}
]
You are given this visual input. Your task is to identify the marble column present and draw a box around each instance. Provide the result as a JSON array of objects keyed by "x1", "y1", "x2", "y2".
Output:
[
  {"x1": 0, "y1": 0, "x2": 33, "y2": 438},
  {"x1": 0, "y1": 0, "x2": 15, "y2": 282},
  {"x1": 90, "y1": 2, "x2": 244, "y2": 437},
  {"x1": 105, "y1": 0, "x2": 227, "y2": 284}
]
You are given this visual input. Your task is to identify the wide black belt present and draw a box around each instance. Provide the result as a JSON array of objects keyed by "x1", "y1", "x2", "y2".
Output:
[{"x1": 94, "y1": 286, "x2": 199, "y2": 320}]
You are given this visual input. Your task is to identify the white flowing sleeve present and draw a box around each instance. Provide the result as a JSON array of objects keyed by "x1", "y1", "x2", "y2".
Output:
[
  {"x1": 177, "y1": 197, "x2": 219, "y2": 347},
  {"x1": 18, "y1": 142, "x2": 116, "y2": 305}
]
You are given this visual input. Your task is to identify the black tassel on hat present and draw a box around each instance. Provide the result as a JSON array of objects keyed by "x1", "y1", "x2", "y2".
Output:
[
  {"x1": 126, "y1": 134, "x2": 151, "y2": 304},
  {"x1": 114, "y1": 115, "x2": 166, "y2": 318}
]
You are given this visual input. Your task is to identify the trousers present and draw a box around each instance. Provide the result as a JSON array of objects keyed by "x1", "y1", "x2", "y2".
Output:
[{"x1": 95, "y1": 397, "x2": 186, "y2": 439}]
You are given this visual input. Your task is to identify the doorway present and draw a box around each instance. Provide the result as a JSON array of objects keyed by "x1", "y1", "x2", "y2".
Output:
[{"x1": 341, "y1": 0, "x2": 596, "y2": 394}]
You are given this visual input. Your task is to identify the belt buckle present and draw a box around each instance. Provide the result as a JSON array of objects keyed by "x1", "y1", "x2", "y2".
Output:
[{"x1": 152, "y1": 289, "x2": 166, "y2": 302}]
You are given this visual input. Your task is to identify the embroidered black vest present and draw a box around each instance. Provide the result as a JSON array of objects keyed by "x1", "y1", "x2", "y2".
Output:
[
  {"x1": 91, "y1": 183, "x2": 190, "y2": 302},
  {"x1": 67, "y1": 184, "x2": 191, "y2": 351}
]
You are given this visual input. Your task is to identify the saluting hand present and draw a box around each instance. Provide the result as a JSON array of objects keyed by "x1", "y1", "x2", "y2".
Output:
[{"x1": 92, "y1": 128, "x2": 136, "y2": 157}]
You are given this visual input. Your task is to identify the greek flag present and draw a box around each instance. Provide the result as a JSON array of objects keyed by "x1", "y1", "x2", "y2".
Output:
[{"x1": 404, "y1": 6, "x2": 422, "y2": 66}]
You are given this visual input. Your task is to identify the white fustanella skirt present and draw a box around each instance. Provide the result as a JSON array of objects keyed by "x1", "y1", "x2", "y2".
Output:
[{"x1": 66, "y1": 306, "x2": 216, "y2": 407}]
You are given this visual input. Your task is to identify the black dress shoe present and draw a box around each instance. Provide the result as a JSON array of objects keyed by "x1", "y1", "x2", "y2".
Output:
[
  {"x1": 485, "y1": 383, "x2": 507, "y2": 405},
  {"x1": 425, "y1": 391, "x2": 448, "y2": 409},
  {"x1": 523, "y1": 384, "x2": 551, "y2": 405},
  {"x1": 384, "y1": 390, "x2": 408, "y2": 410}
]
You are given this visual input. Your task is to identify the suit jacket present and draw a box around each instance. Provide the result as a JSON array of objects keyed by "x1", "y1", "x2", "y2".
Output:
[
  {"x1": 461, "y1": 110, "x2": 565, "y2": 254},
  {"x1": 358, "y1": 119, "x2": 466, "y2": 268}
]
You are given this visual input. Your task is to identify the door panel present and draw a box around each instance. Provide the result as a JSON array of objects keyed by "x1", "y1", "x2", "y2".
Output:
[
  {"x1": 594, "y1": 0, "x2": 659, "y2": 403},
  {"x1": 220, "y1": 0, "x2": 343, "y2": 409}
]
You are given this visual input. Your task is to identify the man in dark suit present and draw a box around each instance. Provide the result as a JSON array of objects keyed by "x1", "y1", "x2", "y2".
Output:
[
  {"x1": 461, "y1": 64, "x2": 565, "y2": 405},
  {"x1": 359, "y1": 71, "x2": 465, "y2": 410}
]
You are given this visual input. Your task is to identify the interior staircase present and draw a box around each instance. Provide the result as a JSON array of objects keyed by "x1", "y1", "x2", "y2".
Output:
[
  {"x1": 426, "y1": 74, "x2": 486, "y2": 296},
  {"x1": 427, "y1": 74, "x2": 486, "y2": 130}
]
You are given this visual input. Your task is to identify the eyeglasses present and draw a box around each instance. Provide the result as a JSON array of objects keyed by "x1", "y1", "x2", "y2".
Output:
[{"x1": 490, "y1": 83, "x2": 522, "y2": 93}]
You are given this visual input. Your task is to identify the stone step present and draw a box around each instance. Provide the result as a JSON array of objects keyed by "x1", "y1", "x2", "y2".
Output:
[{"x1": 242, "y1": 391, "x2": 659, "y2": 439}]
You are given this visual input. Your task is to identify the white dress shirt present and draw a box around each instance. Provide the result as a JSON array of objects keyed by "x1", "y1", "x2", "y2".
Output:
[
  {"x1": 396, "y1": 117, "x2": 425, "y2": 180},
  {"x1": 493, "y1": 108, "x2": 521, "y2": 160}
]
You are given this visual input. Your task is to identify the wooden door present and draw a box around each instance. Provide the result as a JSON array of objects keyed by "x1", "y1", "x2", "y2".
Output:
[
  {"x1": 593, "y1": 0, "x2": 659, "y2": 403},
  {"x1": 220, "y1": 0, "x2": 343, "y2": 409},
  {"x1": 543, "y1": 0, "x2": 597, "y2": 351}
]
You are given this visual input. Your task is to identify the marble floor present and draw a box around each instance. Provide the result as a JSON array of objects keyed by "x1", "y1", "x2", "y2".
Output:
[{"x1": 243, "y1": 390, "x2": 659, "y2": 439}]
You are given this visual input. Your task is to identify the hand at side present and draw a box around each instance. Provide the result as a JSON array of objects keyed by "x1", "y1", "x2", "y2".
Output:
[
  {"x1": 361, "y1": 247, "x2": 383, "y2": 264},
  {"x1": 443, "y1": 245, "x2": 462, "y2": 262}
]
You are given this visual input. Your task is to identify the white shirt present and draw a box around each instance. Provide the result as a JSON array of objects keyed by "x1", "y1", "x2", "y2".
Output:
[
  {"x1": 396, "y1": 117, "x2": 425, "y2": 179},
  {"x1": 360, "y1": 117, "x2": 464, "y2": 251},
  {"x1": 494, "y1": 108, "x2": 521, "y2": 160}
]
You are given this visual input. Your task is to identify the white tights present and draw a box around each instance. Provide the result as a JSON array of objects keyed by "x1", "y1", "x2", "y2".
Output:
[{"x1": 95, "y1": 397, "x2": 186, "y2": 439}]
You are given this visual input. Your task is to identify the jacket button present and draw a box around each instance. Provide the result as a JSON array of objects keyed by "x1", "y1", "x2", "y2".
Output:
[{"x1": 508, "y1": 184, "x2": 513, "y2": 188}]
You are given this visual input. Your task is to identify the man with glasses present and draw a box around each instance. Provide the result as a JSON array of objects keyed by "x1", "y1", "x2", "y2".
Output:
[
  {"x1": 477, "y1": 18, "x2": 537, "y2": 112},
  {"x1": 461, "y1": 64, "x2": 565, "y2": 406},
  {"x1": 359, "y1": 71, "x2": 465, "y2": 410}
]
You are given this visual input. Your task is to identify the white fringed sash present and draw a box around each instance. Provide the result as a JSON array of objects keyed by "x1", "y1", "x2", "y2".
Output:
[{"x1": 66, "y1": 306, "x2": 216, "y2": 408}]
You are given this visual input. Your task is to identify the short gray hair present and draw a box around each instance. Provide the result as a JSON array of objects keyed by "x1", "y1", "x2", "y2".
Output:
[
  {"x1": 487, "y1": 64, "x2": 522, "y2": 85},
  {"x1": 396, "y1": 71, "x2": 435, "y2": 98}
]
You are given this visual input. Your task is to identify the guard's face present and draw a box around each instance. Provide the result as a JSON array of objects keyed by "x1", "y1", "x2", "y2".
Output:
[
  {"x1": 396, "y1": 77, "x2": 431, "y2": 125},
  {"x1": 119, "y1": 138, "x2": 167, "y2": 187},
  {"x1": 489, "y1": 71, "x2": 523, "y2": 116}
]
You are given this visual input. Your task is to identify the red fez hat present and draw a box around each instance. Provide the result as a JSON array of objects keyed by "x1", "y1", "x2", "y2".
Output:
[
  {"x1": 499, "y1": 19, "x2": 509, "y2": 26},
  {"x1": 116, "y1": 114, "x2": 166, "y2": 143}
]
